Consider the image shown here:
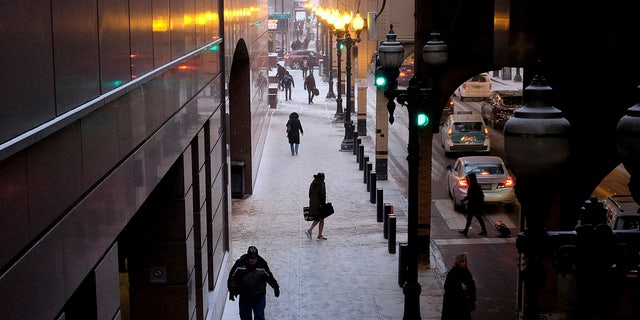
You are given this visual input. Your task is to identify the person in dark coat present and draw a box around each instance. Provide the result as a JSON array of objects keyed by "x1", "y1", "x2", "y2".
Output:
[
  {"x1": 459, "y1": 172, "x2": 488, "y2": 236},
  {"x1": 276, "y1": 63, "x2": 286, "y2": 91},
  {"x1": 228, "y1": 246, "x2": 280, "y2": 320},
  {"x1": 441, "y1": 253, "x2": 477, "y2": 320},
  {"x1": 303, "y1": 73, "x2": 316, "y2": 104},
  {"x1": 286, "y1": 112, "x2": 303, "y2": 155},
  {"x1": 282, "y1": 71, "x2": 295, "y2": 101},
  {"x1": 305, "y1": 172, "x2": 327, "y2": 240}
]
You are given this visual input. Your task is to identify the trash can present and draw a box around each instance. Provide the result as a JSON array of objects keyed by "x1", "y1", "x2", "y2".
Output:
[
  {"x1": 230, "y1": 161, "x2": 245, "y2": 199},
  {"x1": 268, "y1": 84, "x2": 278, "y2": 108}
]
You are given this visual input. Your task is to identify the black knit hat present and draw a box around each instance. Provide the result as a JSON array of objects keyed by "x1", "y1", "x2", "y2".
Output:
[
  {"x1": 314, "y1": 172, "x2": 325, "y2": 179},
  {"x1": 247, "y1": 246, "x2": 258, "y2": 258}
]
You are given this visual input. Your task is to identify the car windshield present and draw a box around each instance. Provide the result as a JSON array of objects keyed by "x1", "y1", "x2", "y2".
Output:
[
  {"x1": 453, "y1": 122, "x2": 483, "y2": 132},
  {"x1": 464, "y1": 164, "x2": 504, "y2": 175}
]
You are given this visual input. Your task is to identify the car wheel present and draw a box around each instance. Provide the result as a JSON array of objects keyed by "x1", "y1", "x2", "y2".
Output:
[
  {"x1": 292, "y1": 61, "x2": 300, "y2": 69},
  {"x1": 452, "y1": 194, "x2": 463, "y2": 212}
]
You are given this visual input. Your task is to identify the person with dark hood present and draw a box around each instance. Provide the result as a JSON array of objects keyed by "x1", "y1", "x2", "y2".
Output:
[
  {"x1": 441, "y1": 253, "x2": 477, "y2": 320},
  {"x1": 286, "y1": 112, "x2": 304, "y2": 155},
  {"x1": 275, "y1": 63, "x2": 286, "y2": 91},
  {"x1": 459, "y1": 172, "x2": 488, "y2": 236},
  {"x1": 303, "y1": 72, "x2": 316, "y2": 104},
  {"x1": 305, "y1": 172, "x2": 328, "y2": 240},
  {"x1": 228, "y1": 246, "x2": 280, "y2": 320}
]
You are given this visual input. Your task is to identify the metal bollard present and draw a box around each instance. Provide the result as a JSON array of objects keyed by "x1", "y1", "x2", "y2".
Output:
[
  {"x1": 398, "y1": 242, "x2": 408, "y2": 287},
  {"x1": 353, "y1": 131, "x2": 359, "y2": 155},
  {"x1": 388, "y1": 214, "x2": 396, "y2": 253},
  {"x1": 358, "y1": 145, "x2": 365, "y2": 169},
  {"x1": 383, "y1": 203, "x2": 392, "y2": 239},
  {"x1": 377, "y1": 188, "x2": 384, "y2": 222},
  {"x1": 363, "y1": 157, "x2": 370, "y2": 183},
  {"x1": 365, "y1": 161, "x2": 372, "y2": 186},
  {"x1": 355, "y1": 138, "x2": 362, "y2": 159},
  {"x1": 369, "y1": 171, "x2": 377, "y2": 202}
]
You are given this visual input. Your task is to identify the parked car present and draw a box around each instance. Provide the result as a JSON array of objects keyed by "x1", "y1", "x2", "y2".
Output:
[
  {"x1": 602, "y1": 195, "x2": 640, "y2": 230},
  {"x1": 397, "y1": 52, "x2": 414, "y2": 87},
  {"x1": 481, "y1": 89, "x2": 524, "y2": 128},
  {"x1": 446, "y1": 156, "x2": 516, "y2": 211},
  {"x1": 440, "y1": 111, "x2": 490, "y2": 157},
  {"x1": 283, "y1": 50, "x2": 320, "y2": 69},
  {"x1": 456, "y1": 72, "x2": 492, "y2": 101}
]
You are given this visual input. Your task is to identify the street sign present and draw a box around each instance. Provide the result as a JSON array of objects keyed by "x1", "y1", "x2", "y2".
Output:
[
  {"x1": 268, "y1": 19, "x2": 278, "y2": 30},
  {"x1": 271, "y1": 13, "x2": 291, "y2": 19}
]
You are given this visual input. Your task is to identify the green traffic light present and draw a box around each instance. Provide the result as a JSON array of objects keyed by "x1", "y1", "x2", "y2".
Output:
[
  {"x1": 417, "y1": 113, "x2": 429, "y2": 126},
  {"x1": 339, "y1": 43, "x2": 345, "y2": 50},
  {"x1": 375, "y1": 75, "x2": 387, "y2": 88}
]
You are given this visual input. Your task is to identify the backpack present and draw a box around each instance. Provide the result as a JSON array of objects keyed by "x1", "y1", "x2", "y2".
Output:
[{"x1": 284, "y1": 75, "x2": 293, "y2": 86}]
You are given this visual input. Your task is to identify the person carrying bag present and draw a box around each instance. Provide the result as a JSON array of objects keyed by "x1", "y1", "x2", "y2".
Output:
[{"x1": 304, "y1": 172, "x2": 329, "y2": 240}]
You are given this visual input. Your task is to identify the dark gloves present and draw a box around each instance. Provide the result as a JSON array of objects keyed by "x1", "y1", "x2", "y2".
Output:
[
  {"x1": 229, "y1": 292, "x2": 237, "y2": 301},
  {"x1": 274, "y1": 287, "x2": 280, "y2": 297}
]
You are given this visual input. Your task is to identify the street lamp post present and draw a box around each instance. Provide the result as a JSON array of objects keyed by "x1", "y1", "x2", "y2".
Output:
[
  {"x1": 338, "y1": 14, "x2": 363, "y2": 152},
  {"x1": 325, "y1": 24, "x2": 336, "y2": 99},
  {"x1": 378, "y1": 25, "x2": 447, "y2": 320}
]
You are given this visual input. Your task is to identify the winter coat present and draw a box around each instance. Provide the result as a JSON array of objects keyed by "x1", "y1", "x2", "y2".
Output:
[
  {"x1": 283, "y1": 74, "x2": 295, "y2": 88},
  {"x1": 228, "y1": 254, "x2": 279, "y2": 303},
  {"x1": 441, "y1": 265, "x2": 476, "y2": 320},
  {"x1": 286, "y1": 118, "x2": 303, "y2": 144},
  {"x1": 308, "y1": 177, "x2": 326, "y2": 218},
  {"x1": 462, "y1": 174, "x2": 484, "y2": 213},
  {"x1": 304, "y1": 74, "x2": 316, "y2": 92}
]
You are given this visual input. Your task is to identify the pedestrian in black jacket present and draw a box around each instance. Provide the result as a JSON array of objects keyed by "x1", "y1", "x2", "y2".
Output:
[
  {"x1": 282, "y1": 71, "x2": 294, "y2": 101},
  {"x1": 305, "y1": 172, "x2": 328, "y2": 240},
  {"x1": 303, "y1": 73, "x2": 316, "y2": 104},
  {"x1": 228, "y1": 246, "x2": 280, "y2": 320},
  {"x1": 459, "y1": 172, "x2": 488, "y2": 235},
  {"x1": 286, "y1": 112, "x2": 304, "y2": 155},
  {"x1": 441, "y1": 253, "x2": 477, "y2": 320}
]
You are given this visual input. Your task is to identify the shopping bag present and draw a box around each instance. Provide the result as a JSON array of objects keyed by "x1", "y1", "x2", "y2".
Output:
[
  {"x1": 313, "y1": 88, "x2": 319, "y2": 96},
  {"x1": 319, "y1": 202, "x2": 335, "y2": 218},
  {"x1": 303, "y1": 206, "x2": 315, "y2": 221}
]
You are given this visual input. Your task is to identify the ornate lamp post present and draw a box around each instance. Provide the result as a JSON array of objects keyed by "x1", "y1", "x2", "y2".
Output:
[
  {"x1": 379, "y1": 25, "x2": 448, "y2": 319},
  {"x1": 617, "y1": 85, "x2": 640, "y2": 208},
  {"x1": 334, "y1": 17, "x2": 345, "y2": 121},
  {"x1": 338, "y1": 12, "x2": 363, "y2": 152},
  {"x1": 318, "y1": 9, "x2": 336, "y2": 99},
  {"x1": 504, "y1": 74, "x2": 571, "y2": 319}
]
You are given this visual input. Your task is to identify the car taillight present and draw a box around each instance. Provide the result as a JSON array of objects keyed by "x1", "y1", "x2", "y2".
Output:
[
  {"x1": 457, "y1": 177, "x2": 469, "y2": 188},
  {"x1": 498, "y1": 177, "x2": 514, "y2": 189},
  {"x1": 504, "y1": 177, "x2": 514, "y2": 187}
]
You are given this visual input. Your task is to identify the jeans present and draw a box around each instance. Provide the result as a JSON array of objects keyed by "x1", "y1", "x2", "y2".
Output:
[
  {"x1": 284, "y1": 87, "x2": 292, "y2": 100},
  {"x1": 290, "y1": 143, "x2": 299, "y2": 155},
  {"x1": 239, "y1": 295, "x2": 266, "y2": 320},
  {"x1": 307, "y1": 90, "x2": 314, "y2": 103}
]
